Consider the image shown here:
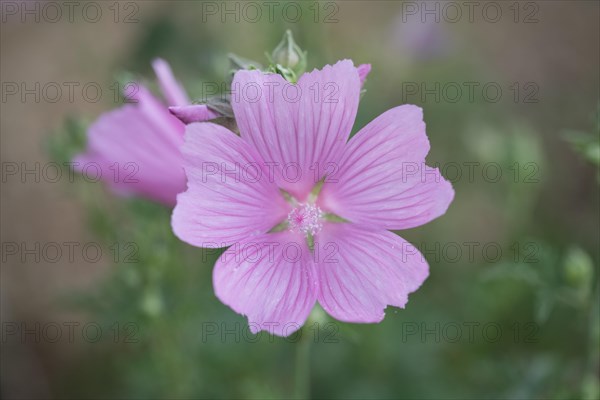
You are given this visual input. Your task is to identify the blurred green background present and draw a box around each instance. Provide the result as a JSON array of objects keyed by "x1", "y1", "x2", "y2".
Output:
[{"x1": 1, "y1": 1, "x2": 598, "y2": 399}]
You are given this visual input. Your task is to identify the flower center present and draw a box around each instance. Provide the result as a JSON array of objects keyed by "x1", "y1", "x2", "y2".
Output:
[{"x1": 287, "y1": 203, "x2": 323, "y2": 235}]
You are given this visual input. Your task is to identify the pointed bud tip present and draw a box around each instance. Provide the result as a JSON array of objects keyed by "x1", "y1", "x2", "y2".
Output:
[{"x1": 271, "y1": 30, "x2": 306, "y2": 75}]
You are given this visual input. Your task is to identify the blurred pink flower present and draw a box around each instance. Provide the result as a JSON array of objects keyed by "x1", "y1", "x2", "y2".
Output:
[
  {"x1": 172, "y1": 60, "x2": 454, "y2": 336},
  {"x1": 389, "y1": 13, "x2": 452, "y2": 61},
  {"x1": 357, "y1": 63, "x2": 372, "y2": 85},
  {"x1": 74, "y1": 59, "x2": 216, "y2": 206}
]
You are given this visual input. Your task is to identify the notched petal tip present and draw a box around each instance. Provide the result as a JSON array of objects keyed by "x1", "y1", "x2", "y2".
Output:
[{"x1": 297, "y1": 59, "x2": 358, "y2": 83}]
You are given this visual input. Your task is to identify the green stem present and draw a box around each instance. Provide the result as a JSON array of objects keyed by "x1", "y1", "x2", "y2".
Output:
[{"x1": 294, "y1": 325, "x2": 311, "y2": 399}]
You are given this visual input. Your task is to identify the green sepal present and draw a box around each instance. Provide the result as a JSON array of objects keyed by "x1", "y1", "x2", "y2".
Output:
[
  {"x1": 323, "y1": 213, "x2": 350, "y2": 223},
  {"x1": 307, "y1": 233, "x2": 315, "y2": 252}
]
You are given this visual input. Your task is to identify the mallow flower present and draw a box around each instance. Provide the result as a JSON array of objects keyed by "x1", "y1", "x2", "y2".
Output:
[
  {"x1": 74, "y1": 59, "x2": 217, "y2": 206},
  {"x1": 172, "y1": 60, "x2": 454, "y2": 336}
]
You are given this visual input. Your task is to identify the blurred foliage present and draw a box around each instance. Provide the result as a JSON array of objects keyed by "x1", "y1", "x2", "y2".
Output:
[
  {"x1": 565, "y1": 131, "x2": 600, "y2": 167},
  {"x1": 46, "y1": 116, "x2": 89, "y2": 165},
  {"x1": 563, "y1": 106, "x2": 600, "y2": 182}
]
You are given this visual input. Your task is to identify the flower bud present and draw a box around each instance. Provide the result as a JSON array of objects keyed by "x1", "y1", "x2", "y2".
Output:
[{"x1": 270, "y1": 30, "x2": 307, "y2": 80}]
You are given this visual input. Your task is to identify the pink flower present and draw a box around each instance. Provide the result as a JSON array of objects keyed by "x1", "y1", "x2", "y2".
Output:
[
  {"x1": 172, "y1": 60, "x2": 454, "y2": 336},
  {"x1": 74, "y1": 59, "x2": 216, "y2": 206}
]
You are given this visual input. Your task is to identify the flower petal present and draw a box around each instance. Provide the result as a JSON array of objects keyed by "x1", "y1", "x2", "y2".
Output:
[
  {"x1": 318, "y1": 105, "x2": 454, "y2": 230},
  {"x1": 231, "y1": 60, "x2": 361, "y2": 200},
  {"x1": 315, "y1": 223, "x2": 428, "y2": 323},
  {"x1": 73, "y1": 85, "x2": 186, "y2": 206},
  {"x1": 152, "y1": 58, "x2": 190, "y2": 106},
  {"x1": 127, "y1": 85, "x2": 185, "y2": 140},
  {"x1": 213, "y1": 231, "x2": 317, "y2": 336},
  {"x1": 169, "y1": 104, "x2": 220, "y2": 124},
  {"x1": 357, "y1": 64, "x2": 371, "y2": 85},
  {"x1": 172, "y1": 122, "x2": 290, "y2": 247}
]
